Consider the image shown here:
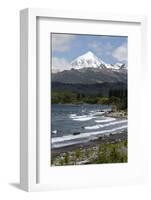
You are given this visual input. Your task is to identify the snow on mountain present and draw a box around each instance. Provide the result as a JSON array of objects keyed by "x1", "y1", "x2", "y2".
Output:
[
  {"x1": 105, "y1": 63, "x2": 125, "y2": 71},
  {"x1": 71, "y1": 51, "x2": 106, "y2": 69},
  {"x1": 52, "y1": 51, "x2": 127, "y2": 84},
  {"x1": 52, "y1": 51, "x2": 126, "y2": 73},
  {"x1": 70, "y1": 51, "x2": 125, "y2": 71}
]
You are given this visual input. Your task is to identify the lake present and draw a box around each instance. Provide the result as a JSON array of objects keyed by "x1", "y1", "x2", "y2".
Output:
[{"x1": 51, "y1": 104, "x2": 127, "y2": 148}]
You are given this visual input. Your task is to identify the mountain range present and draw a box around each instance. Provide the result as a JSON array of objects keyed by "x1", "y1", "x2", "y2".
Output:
[{"x1": 52, "y1": 51, "x2": 127, "y2": 84}]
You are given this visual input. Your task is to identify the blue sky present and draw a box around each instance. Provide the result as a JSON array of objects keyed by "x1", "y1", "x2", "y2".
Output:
[{"x1": 51, "y1": 33, "x2": 128, "y2": 72}]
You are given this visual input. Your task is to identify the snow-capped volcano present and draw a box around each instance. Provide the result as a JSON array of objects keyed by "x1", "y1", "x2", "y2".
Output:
[
  {"x1": 71, "y1": 51, "x2": 106, "y2": 69},
  {"x1": 52, "y1": 51, "x2": 127, "y2": 84},
  {"x1": 70, "y1": 51, "x2": 126, "y2": 71}
]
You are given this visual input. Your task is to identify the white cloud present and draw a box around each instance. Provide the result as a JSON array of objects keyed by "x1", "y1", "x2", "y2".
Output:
[
  {"x1": 88, "y1": 41, "x2": 113, "y2": 57},
  {"x1": 88, "y1": 42, "x2": 102, "y2": 55},
  {"x1": 52, "y1": 57, "x2": 71, "y2": 73},
  {"x1": 52, "y1": 34, "x2": 75, "y2": 52},
  {"x1": 106, "y1": 42, "x2": 114, "y2": 51},
  {"x1": 112, "y1": 43, "x2": 127, "y2": 62}
]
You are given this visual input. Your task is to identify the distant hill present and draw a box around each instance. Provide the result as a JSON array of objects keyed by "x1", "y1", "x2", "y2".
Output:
[
  {"x1": 52, "y1": 82, "x2": 127, "y2": 97},
  {"x1": 52, "y1": 67, "x2": 127, "y2": 84}
]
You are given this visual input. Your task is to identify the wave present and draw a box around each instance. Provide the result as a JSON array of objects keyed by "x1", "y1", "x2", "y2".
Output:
[
  {"x1": 69, "y1": 109, "x2": 110, "y2": 122},
  {"x1": 69, "y1": 114, "x2": 93, "y2": 120},
  {"x1": 52, "y1": 139, "x2": 88, "y2": 149},
  {"x1": 70, "y1": 114, "x2": 94, "y2": 121},
  {"x1": 69, "y1": 114, "x2": 77, "y2": 118},
  {"x1": 84, "y1": 125, "x2": 103, "y2": 130},
  {"x1": 101, "y1": 120, "x2": 127, "y2": 127},
  {"x1": 69, "y1": 110, "x2": 106, "y2": 121},
  {"x1": 84, "y1": 119, "x2": 127, "y2": 130},
  {"x1": 51, "y1": 125, "x2": 127, "y2": 148},
  {"x1": 70, "y1": 111, "x2": 106, "y2": 121},
  {"x1": 95, "y1": 118, "x2": 116, "y2": 123},
  {"x1": 52, "y1": 130, "x2": 57, "y2": 134},
  {"x1": 72, "y1": 117, "x2": 93, "y2": 121},
  {"x1": 92, "y1": 111, "x2": 105, "y2": 116}
]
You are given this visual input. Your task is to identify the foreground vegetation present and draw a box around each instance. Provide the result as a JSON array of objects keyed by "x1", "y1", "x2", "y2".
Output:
[{"x1": 51, "y1": 139, "x2": 127, "y2": 166}]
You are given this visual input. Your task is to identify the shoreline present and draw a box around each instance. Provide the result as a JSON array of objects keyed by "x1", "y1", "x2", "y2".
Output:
[
  {"x1": 51, "y1": 129, "x2": 127, "y2": 156},
  {"x1": 51, "y1": 105, "x2": 128, "y2": 166},
  {"x1": 105, "y1": 110, "x2": 127, "y2": 119},
  {"x1": 51, "y1": 130, "x2": 127, "y2": 166}
]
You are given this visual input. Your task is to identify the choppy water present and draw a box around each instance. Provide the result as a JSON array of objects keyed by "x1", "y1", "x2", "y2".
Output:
[{"x1": 51, "y1": 104, "x2": 127, "y2": 148}]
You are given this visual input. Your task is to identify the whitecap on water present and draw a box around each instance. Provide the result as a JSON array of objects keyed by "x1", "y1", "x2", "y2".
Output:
[
  {"x1": 85, "y1": 119, "x2": 127, "y2": 130},
  {"x1": 51, "y1": 125, "x2": 128, "y2": 148},
  {"x1": 95, "y1": 118, "x2": 116, "y2": 123},
  {"x1": 101, "y1": 119, "x2": 127, "y2": 127},
  {"x1": 84, "y1": 125, "x2": 103, "y2": 130},
  {"x1": 52, "y1": 130, "x2": 57, "y2": 134},
  {"x1": 69, "y1": 114, "x2": 77, "y2": 118},
  {"x1": 92, "y1": 111, "x2": 105, "y2": 116},
  {"x1": 72, "y1": 116, "x2": 93, "y2": 121}
]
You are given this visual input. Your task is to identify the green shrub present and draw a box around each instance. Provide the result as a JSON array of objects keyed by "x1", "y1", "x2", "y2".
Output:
[
  {"x1": 64, "y1": 153, "x2": 69, "y2": 165},
  {"x1": 75, "y1": 149, "x2": 81, "y2": 159}
]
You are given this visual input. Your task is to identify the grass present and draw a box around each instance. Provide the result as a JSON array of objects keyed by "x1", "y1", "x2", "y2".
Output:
[
  {"x1": 51, "y1": 140, "x2": 128, "y2": 166},
  {"x1": 95, "y1": 141, "x2": 127, "y2": 164}
]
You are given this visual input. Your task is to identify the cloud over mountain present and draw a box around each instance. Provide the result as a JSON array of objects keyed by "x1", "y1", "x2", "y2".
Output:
[
  {"x1": 52, "y1": 33, "x2": 75, "y2": 52},
  {"x1": 112, "y1": 43, "x2": 128, "y2": 62}
]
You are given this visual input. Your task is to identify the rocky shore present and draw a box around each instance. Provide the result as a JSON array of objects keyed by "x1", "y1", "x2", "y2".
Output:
[
  {"x1": 105, "y1": 110, "x2": 127, "y2": 118},
  {"x1": 51, "y1": 130, "x2": 127, "y2": 166}
]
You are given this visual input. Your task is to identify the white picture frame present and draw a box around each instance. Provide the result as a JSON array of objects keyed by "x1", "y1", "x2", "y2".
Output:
[{"x1": 20, "y1": 8, "x2": 147, "y2": 191}]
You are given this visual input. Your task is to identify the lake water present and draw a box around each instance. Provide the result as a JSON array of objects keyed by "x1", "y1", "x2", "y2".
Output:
[{"x1": 51, "y1": 104, "x2": 127, "y2": 149}]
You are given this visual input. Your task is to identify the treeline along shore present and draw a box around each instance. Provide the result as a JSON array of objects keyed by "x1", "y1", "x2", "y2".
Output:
[{"x1": 52, "y1": 86, "x2": 127, "y2": 112}]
